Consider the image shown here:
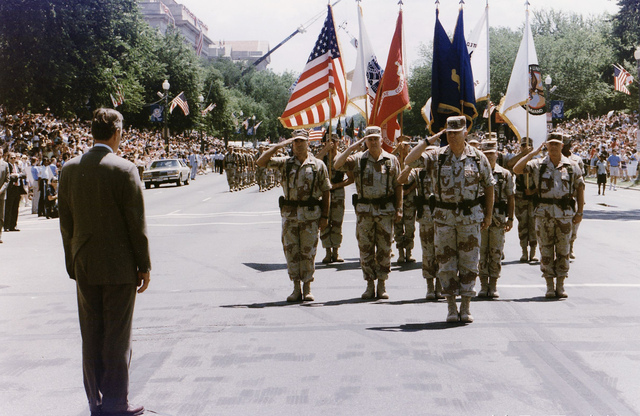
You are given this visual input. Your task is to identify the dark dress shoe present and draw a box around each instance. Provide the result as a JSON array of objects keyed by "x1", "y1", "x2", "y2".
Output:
[
  {"x1": 9, "y1": 228, "x2": 20, "y2": 232},
  {"x1": 102, "y1": 404, "x2": 144, "y2": 416}
]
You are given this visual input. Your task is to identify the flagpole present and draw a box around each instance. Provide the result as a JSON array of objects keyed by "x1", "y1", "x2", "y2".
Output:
[
  {"x1": 525, "y1": 0, "x2": 530, "y2": 145},
  {"x1": 460, "y1": 0, "x2": 465, "y2": 116},
  {"x1": 486, "y1": 0, "x2": 492, "y2": 138},
  {"x1": 328, "y1": 90, "x2": 333, "y2": 179}
]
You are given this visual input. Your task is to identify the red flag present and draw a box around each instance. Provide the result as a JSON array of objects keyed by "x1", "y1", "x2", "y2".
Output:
[
  {"x1": 369, "y1": 9, "x2": 411, "y2": 152},
  {"x1": 279, "y1": 5, "x2": 347, "y2": 129}
]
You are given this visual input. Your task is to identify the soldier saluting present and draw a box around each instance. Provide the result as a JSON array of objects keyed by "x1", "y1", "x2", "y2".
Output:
[
  {"x1": 513, "y1": 132, "x2": 585, "y2": 298},
  {"x1": 405, "y1": 116, "x2": 495, "y2": 323},
  {"x1": 257, "y1": 130, "x2": 331, "y2": 302},
  {"x1": 334, "y1": 126, "x2": 402, "y2": 300}
]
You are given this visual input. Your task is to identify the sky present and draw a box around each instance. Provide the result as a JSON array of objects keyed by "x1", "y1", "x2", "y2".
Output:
[{"x1": 184, "y1": 0, "x2": 620, "y2": 76}]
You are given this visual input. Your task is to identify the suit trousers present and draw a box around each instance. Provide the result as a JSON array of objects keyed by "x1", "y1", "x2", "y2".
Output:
[
  {"x1": 76, "y1": 280, "x2": 137, "y2": 413},
  {"x1": 0, "y1": 196, "x2": 5, "y2": 236},
  {"x1": 4, "y1": 189, "x2": 21, "y2": 230}
]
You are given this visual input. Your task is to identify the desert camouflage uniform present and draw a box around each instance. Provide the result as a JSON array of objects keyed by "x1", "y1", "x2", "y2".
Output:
[
  {"x1": 479, "y1": 164, "x2": 514, "y2": 281},
  {"x1": 338, "y1": 150, "x2": 400, "y2": 282},
  {"x1": 408, "y1": 152, "x2": 438, "y2": 282},
  {"x1": 321, "y1": 168, "x2": 346, "y2": 250},
  {"x1": 568, "y1": 153, "x2": 585, "y2": 246},
  {"x1": 224, "y1": 151, "x2": 237, "y2": 191},
  {"x1": 425, "y1": 145, "x2": 495, "y2": 296},
  {"x1": 514, "y1": 172, "x2": 537, "y2": 251},
  {"x1": 394, "y1": 169, "x2": 417, "y2": 253},
  {"x1": 521, "y1": 155, "x2": 584, "y2": 281},
  {"x1": 267, "y1": 155, "x2": 331, "y2": 283}
]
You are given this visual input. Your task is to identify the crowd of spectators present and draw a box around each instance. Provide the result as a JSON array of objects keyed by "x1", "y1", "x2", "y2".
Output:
[{"x1": 0, "y1": 106, "x2": 241, "y2": 228}]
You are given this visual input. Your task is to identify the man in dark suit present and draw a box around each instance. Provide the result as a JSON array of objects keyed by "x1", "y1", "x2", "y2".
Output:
[
  {"x1": 59, "y1": 108, "x2": 151, "y2": 416},
  {"x1": 0, "y1": 148, "x2": 10, "y2": 243},
  {"x1": 3, "y1": 151, "x2": 26, "y2": 233}
]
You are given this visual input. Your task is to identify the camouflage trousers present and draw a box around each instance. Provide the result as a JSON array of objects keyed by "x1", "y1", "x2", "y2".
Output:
[
  {"x1": 321, "y1": 195, "x2": 345, "y2": 249},
  {"x1": 418, "y1": 220, "x2": 437, "y2": 280},
  {"x1": 479, "y1": 224, "x2": 505, "y2": 279},
  {"x1": 434, "y1": 222, "x2": 480, "y2": 297},
  {"x1": 394, "y1": 201, "x2": 416, "y2": 250},
  {"x1": 535, "y1": 216, "x2": 572, "y2": 279},
  {"x1": 225, "y1": 167, "x2": 237, "y2": 189},
  {"x1": 515, "y1": 198, "x2": 536, "y2": 248},
  {"x1": 281, "y1": 218, "x2": 319, "y2": 283},
  {"x1": 356, "y1": 213, "x2": 394, "y2": 281}
]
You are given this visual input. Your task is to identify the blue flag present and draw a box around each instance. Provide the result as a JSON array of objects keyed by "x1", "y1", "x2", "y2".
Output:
[
  {"x1": 550, "y1": 100, "x2": 564, "y2": 119},
  {"x1": 427, "y1": 8, "x2": 477, "y2": 144},
  {"x1": 150, "y1": 104, "x2": 164, "y2": 122}
]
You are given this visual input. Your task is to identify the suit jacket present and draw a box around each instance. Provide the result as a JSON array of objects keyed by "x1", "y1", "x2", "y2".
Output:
[
  {"x1": 59, "y1": 146, "x2": 151, "y2": 285},
  {"x1": 0, "y1": 159, "x2": 9, "y2": 198}
]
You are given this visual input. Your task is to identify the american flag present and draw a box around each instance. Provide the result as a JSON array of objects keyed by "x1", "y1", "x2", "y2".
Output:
[
  {"x1": 170, "y1": 92, "x2": 190, "y2": 115},
  {"x1": 160, "y1": 2, "x2": 175, "y2": 26},
  {"x1": 195, "y1": 20, "x2": 204, "y2": 57},
  {"x1": 279, "y1": 5, "x2": 347, "y2": 129},
  {"x1": 308, "y1": 127, "x2": 326, "y2": 142},
  {"x1": 614, "y1": 65, "x2": 632, "y2": 95}
]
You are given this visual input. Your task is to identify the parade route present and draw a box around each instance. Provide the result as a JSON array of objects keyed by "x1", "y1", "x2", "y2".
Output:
[{"x1": 2, "y1": 172, "x2": 640, "y2": 416}]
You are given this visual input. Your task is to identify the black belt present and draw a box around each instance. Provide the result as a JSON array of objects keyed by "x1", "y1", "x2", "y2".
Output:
[
  {"x1": 415, "y1": 195, "x2": 436, "y2": 217},
  {"x1": 494, "y1": 201, "x2": 508, "y2": 215},
  {"x1": 536, "y1": 197, "x2": 575, "y2": 210},
  {"x1": 279, "y1": 196, "x2": 321, "y2": 208},
  {"x1": 434, "y1": 196, "x2": 484, "y2": 215},
  {"x1": 352, "y1": 194, "x2": 395, "y2": 208}
]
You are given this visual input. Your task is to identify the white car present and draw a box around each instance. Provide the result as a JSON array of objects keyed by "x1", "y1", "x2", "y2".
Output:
[{"x1": 142, "y1": 159, "x2": 191, "y2": 189}]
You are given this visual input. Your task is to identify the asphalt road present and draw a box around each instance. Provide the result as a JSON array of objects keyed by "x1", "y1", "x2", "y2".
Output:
[{"x1": 1, "y1": 171, "x2": 640, "y2": 416}]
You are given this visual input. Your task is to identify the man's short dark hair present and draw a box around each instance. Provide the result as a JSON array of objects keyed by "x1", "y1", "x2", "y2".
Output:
[{"x1": 91, "y1": 108, "x2": 123, "y2": 142}]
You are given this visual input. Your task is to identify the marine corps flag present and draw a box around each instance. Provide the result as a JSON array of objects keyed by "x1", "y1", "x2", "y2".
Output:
[
  {"x1": 369, "y1": 7, "x2": 410, "y2": 153},
  {"x1": 279, "y1": 5, "x2": 347, "y2": 129}
]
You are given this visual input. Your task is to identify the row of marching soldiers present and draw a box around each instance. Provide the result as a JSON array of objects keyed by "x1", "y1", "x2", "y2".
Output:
[
  {"x1": 223, "y1": 146, "x2": 285, "y2": 192},
  {"x1": 256, "y1": 115, "x2": 585, "y2": 323}
]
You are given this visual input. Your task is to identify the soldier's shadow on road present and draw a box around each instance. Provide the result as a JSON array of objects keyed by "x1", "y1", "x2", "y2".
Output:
[
  {"x1": 509, "y1": 296, "x2": 565, "y2": 303},
  {"x1": 315, "y1": 258, "x2": 363, "y2": 271},
  {"x1": 243, "y1": 262, "x2": 288, "y2": 272},
  {"x1": 220, "y1": 297, "x2": 371, "y2": 309},
  {"x1": 584, "y1": 208, "x2": 640, "y2": 221},
  {"x1": 367, "y1": 322, "x2": 468, "y2": 332},
  {"x1": 220, "y1": 300, "x2": 296, "y2": 308}
]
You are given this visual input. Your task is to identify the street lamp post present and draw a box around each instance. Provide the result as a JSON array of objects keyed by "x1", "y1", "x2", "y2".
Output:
[
  {"x1": 545, "y1": 75, "x2": 552, "y2": 134},
  {"x1": 198, "y1": 94, "x2": 205, "y2": 154},
  {"x1": 634, "y1": 47, "x2": 640, "y2": 183},
  {"x1": 162, "y1": 79, "x2": 170, "y2": 156}
]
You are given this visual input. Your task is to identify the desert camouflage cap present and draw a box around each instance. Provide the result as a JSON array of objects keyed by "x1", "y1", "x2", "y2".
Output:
[
  {"x1": 468, "y1": 134, "x2": 480, "y2": 144},
  {"x1": 546, "y1": 132, "x2": 564, "y2": 144},
  {"x1": 446, "y1": 115, "x2": 466, "y2": 132},
  {"x1": 489, "y1": 132, "x2": 497, "y2": 140},
  {"x1": 291, "y1": 129, "x2": 309, "y2": 140},
  {"x1": 364, "y1": 125, "x2": 382, "y2": 139},
  {"x1": 481, "y1": 140, "x2": 498, "y2": 153}
]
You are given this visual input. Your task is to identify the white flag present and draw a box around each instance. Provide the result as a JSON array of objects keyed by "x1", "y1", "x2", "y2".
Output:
[
  {"x1": 498, "y1": 8, "x2": 547, "y2": 149},
  {"x1": 467, "y1": 6, "x2": 489, "y2": 101},
  {"x1": 349, "y1": 3, "x2": 383, "y2": 118}
]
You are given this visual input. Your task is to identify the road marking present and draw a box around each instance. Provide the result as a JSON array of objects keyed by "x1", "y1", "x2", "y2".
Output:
[
  {"x1": 148, "y1": 221, "x2": 281, "y2": 227},
  {"x1": 499, "y1": 283, "x2": 640, "y2": 288},
  {"x1": 202, "y1": 197, "x2": 211, "y2": 202},
  {"x1": 167, "y1": 210, "x2": 181, "y2": 215}
]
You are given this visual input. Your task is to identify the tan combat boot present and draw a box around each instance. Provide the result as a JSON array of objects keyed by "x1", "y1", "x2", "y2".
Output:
[
  {"x1": 302, "y1": 281, "x2": 314, "y2": 301},
  {"x1": 287, "y1": 280, "x2": 302, "y2": 302},
  {"x1": 435, "y1": 279, "x2": 445, "y2": 299},
  {"x1": 460, "y1": 296, "x2": 473, "y2": 323},
  {"x1": 529, "y1": 243, "x2": 539, "y2": 262},
  {"x1": 377, "y1": 279, "x2": 389, "y2": 299},
  {"x1": 425, "y1": 278, "x2": 436, "y2": 300},
  {"x1": 332, "y1": 247, "x2": 344, "y2": 263},
  {"x1": 520, "y1": 245, "x2": 529, "y2": 262},
  {"x1": 397, "y1": 248, "x2": 405, "y2": 263},
  {"x1": 446, "y1": 296, "x2": 459, "y2": 322},
  {"x1": 478, "y1": 276, "x2": 489, "y2": 297},
  {"x1": 405, "y1": 249, "x2": 416, "y2": 263},
  {"x1": 488, "y1": 277, "x2": 500, "y2": 298},
  {"x1": 569, "y1": 243, "x2": 575, "y2": 260},
  {"x1": 362, "y1": 280, "x2": 376, "y2": 299},
  {"x1": 545, "y1": 277, "x2": 556, "y2": 298},
  {"x1": 322, "y1": 248, "x2": 332, "y2": 264},
  {"x1": 556, "y1": 277, "x2": 568, "y2": 298}
]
